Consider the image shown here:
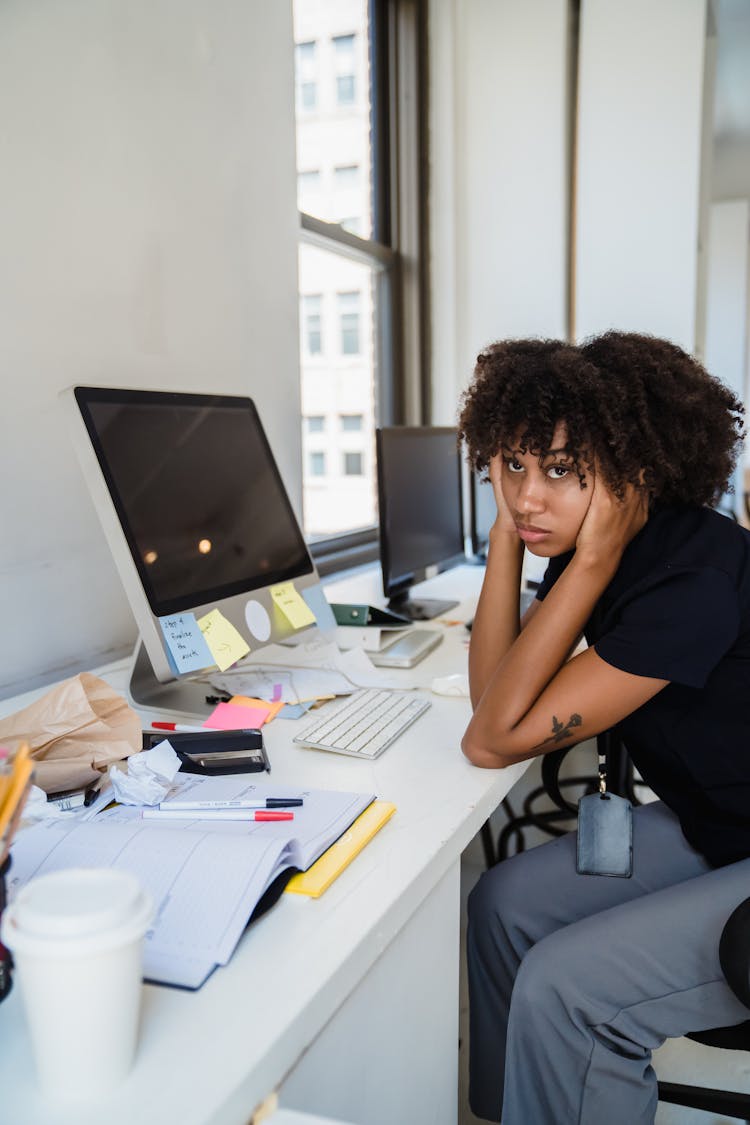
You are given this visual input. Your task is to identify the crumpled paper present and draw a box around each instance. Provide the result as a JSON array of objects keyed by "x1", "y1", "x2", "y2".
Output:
[
  {"x1": 22, "y1": 785, "x2": 72, "y2": 820},
  {"x1": 0, "y1": 673, "x2": 142, "y2": 794},
  {"x1": 108, "y1": 740, "x2": 182, "y2": 806}
]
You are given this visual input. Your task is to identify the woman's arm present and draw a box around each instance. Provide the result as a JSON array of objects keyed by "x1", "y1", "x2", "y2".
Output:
[
  {"x1": 468, "y1": 454, "x2": 525, "y2": 709},
  {"x1": 462, "y1": 474, "x2": 666, "y2": 768}
]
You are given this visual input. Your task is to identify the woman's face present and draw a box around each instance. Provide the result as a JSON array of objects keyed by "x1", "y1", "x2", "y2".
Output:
[{"x1": 500, "y1": 423, "x2": 593, "y2": 556}]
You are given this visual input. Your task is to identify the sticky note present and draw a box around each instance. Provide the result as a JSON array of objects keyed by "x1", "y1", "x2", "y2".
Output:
[
  {"x1": 276, "y1": 701, "x2": 316, "y2": 720},
  {"x1": 159, "y1": 613, "x2": 215, "y2": 673},
  {"x1": 270, "y1": 581, "x2": 316, "y2": 630},
  {"x1": 203, "y1": 701, "x2": 271, "y2": 731},
  {"x1": 230, "y1": 696, "x2": 286, "y2": 724},
  {"x1": 197, "y1": 609, "x2": 250, "y2": 672}
]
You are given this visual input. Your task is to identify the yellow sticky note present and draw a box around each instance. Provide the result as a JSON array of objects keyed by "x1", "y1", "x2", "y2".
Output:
[
  {"x1": 197, "y1": 609, "x2": 250, "y2": 672},
  {"x1": 270, "y1": 581, "x2": 316, "y2": 629}
]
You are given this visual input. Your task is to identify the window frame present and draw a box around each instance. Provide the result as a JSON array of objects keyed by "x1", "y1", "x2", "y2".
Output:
[{"x1": 295, "y1": 0, "x2": 429, "y2": 576}]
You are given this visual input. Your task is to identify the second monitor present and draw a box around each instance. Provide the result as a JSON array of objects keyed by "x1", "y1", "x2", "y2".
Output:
[{"x1": 376, "y1": 426, "x2": 464, "y2": 621}]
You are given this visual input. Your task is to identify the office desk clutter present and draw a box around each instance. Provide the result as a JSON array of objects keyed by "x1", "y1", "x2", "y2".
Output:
[
  {"x1": 8, "y1": 774, "x2": 379, "y2": 990},
  {"x1": 0, "y1": 673, "x2": 141, "y2": 794}
]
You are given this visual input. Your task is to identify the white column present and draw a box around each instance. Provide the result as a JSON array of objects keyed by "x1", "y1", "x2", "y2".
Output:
[
  {"x1": 429, "y1": 0, "x2": 571, "y2": 424},
  {"x1": 574, "y1": 0, "x2": 711, "y2": 350},
  {"x1": 705, "y1": 199, "x2": 750, "y2": 517}
]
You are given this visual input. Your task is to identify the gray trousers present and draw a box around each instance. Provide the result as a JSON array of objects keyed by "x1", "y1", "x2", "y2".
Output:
[{"x1": 467, "y1": 801, "x2": 750, "y2": 1123}]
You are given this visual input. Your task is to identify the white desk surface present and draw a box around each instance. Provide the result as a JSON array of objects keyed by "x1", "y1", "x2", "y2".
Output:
[{"x1": 0, "y1": 565, "x2": 529, "y2": 1125}]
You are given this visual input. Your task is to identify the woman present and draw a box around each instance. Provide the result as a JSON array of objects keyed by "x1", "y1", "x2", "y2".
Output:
[{"x1": 458, "y1": 331, "x2": 750, "y2": 1124}]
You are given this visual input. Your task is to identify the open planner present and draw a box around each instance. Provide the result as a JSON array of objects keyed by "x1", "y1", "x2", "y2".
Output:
[{"x1": 7, "y1": 780, "x2": 375, "y2": 989}]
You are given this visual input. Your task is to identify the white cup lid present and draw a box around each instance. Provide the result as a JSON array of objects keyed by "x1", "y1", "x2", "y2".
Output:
[{"x1": 2, "y1": 868, "x2": 152, "y2": 952}]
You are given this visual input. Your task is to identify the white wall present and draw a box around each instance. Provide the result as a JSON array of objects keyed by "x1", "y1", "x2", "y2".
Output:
[
  {"x1": 0, "y1": 0, "x2": 302, "y2": 697},
  {"x1": 705, "y1": 199, "x2": 750, "y2": 513},
  {"x1": 429, "y1": 0, "x2": 571, "y2": 424},
  {"x1": 575, "y1": 0, "x2": 710, "y2": 349}
]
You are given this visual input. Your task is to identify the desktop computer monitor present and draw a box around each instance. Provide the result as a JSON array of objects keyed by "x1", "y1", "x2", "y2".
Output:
[
  {"x1": 375, "y1": 426, "x2": 465, "y2": 621},
  {"x1": 469, "y1": 470, "x2": 498, "y2": 560},
  {"x1": 65, "y1": 387, "x2": 333, "y2": 719}
]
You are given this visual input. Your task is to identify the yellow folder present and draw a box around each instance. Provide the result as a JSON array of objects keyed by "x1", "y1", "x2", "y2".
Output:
[{"x1": 285, "y1": 800, "x2": 397, "y2": 898}]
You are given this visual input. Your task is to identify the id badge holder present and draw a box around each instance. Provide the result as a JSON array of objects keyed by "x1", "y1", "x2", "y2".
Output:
[{"x1": 576, "y1": 750, "x2": 633, "y2": 878}]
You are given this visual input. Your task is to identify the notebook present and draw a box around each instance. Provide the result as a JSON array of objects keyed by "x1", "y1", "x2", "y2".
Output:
[
  {"x1": 8, "y1": 780, "x2": 375, "y2": 990},
  {"x1": 285, "y1": 800, "x2": 397, "y2": 898}
]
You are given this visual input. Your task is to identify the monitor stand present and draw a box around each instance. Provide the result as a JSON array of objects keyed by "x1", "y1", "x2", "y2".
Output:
[
  {"x1": 128, "y1": 640, "x2": 216, "y2": 723},
  {"x1": 386, "y1": 593, "x2": 458, "y2": 622}
]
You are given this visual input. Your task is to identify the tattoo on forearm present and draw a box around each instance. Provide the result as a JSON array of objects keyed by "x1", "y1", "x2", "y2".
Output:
[{"x1": 531, "y1": 713, "x2": 583, "y2": 752}]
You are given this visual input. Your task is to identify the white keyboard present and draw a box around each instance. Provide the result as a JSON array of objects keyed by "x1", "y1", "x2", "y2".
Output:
[{"x1": 293, "y1": 688, "x2": 431, "y2": 759}]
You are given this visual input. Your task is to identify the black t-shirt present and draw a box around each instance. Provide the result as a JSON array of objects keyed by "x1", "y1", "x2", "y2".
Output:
[{"x1": 536, "y1": 505, "x2": 750, "y2": 867}]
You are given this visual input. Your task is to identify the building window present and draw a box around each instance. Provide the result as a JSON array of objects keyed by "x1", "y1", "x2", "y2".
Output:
[
  {"x1": 338, "y1": 291, "x2": 360, "y2": 355},
  {"x1": 334, "y1": 164, "x2": 359, "y2": 189},
  {"x1": 295, "y1": 41, "x2": 317, "y2": 110},
  {"x1": 302, "y1": 294, "x2": 322, "y2": 355},
  {"x1": 309, "y1": 451, "x2": 326, "y2": 476},
  {"x1": 343, "y1": 452, "x2": 364, "y2": 476},
  {"x1": 306, "y1": 415, "x2": 326, "y2": 433},
  {"x1": 333, "y1": 34, "x2": 356, "y2": 105},
  {"x1": 340, "y1": 414, "x2": 363, "y2": 431},
  {"x1": 298, "y1": 169, "x2": 321, "y2": 194},
  {"x1": 293, "y1": 0, "x2": 426, "y2": 550}
]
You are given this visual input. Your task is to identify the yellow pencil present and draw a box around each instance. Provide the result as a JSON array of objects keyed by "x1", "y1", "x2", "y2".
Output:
[
  {"x1": 0, "y1": 744, "x2": 33, "y2": 842},
  {"x1": 0, "y1": 778, "x2": 33, "y2": 867}
]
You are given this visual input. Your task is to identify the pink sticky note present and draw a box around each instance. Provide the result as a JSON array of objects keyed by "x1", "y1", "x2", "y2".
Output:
[
  {"x1": 203, "y1": 701, "x2": 271, "y2": 730},
  {"x1": 272, "y1": 683, "x2": 282, "y2": 702}
]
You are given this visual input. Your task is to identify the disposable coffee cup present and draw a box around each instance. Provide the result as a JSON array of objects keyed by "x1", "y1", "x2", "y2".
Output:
[{"x1": 0, "y1": 867, "x2": 153, "y2": 1098}]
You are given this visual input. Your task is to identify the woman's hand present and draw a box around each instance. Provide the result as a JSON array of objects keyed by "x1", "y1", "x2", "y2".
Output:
[
  {"x1": 487, "y1": 453, "x2": 518, "y2": 537},
  {"x1": 575, "y1": 469, "x2": 649, "y2": 567}
]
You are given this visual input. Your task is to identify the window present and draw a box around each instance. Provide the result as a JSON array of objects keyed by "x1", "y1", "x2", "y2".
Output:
[
  {"x1": 333, "y1": 34, "x2": 356, "y2": 105},
  {"x1": 306, "y1": 415, "x2": 326, "y2": 433},
  {"x1": 293, "y1": 1, "x2": 427, "y2": 555},
  {"x1": 338, "y1": 291, "x2": 360, "y2": 355},
  {"x1": 343, "y1": 451, "x2": 364, "y2": 476},
  {"x1": 295, "y1": 41, "x2": 317, "y2": 110},
  {"x1": 302, "y1": 294, "x2": 322, "y2": 355},
  {"x1": 298, "y1": 169, "x2": 321, "y2": 194},
  {"x1": 309, "y1": 451, "x2": 326, "y2": 476},
  {"x1": 334, "y1": 164, "x2": 359, "y2": 190}
]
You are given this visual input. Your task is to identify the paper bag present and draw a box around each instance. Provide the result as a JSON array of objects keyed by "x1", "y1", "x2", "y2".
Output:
[{"x1": 0, "y1": 673, "x2": 141, "y2": 794}]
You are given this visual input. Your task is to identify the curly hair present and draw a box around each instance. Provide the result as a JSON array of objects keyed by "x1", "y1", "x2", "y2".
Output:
[{"x1": 458, "y1": 331, "x2": 744, "y2": 506}]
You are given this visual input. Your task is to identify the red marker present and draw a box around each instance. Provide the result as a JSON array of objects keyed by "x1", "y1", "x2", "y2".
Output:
[
  {"x1": 151, "y1": 722, "x2": 205, "y2": 733},
  {"x1": 143, "y1": 808, "x2": 293, "y2": 823}
]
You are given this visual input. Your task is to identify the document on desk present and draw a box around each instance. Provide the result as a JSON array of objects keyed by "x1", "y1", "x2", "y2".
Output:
[
  {"x1": 8, "y1": 782, "x2": 375, "y2": 990},
  {"x1": 207, "y1": 641, "x2": 417, "y2": 700}
]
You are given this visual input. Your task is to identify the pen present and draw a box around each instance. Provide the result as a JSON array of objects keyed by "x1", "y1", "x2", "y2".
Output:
[
  {"x1": 160, "y1": 798, "x2": 303, "y2": 811},
  {"x1": 151, "y1": 722, "x2": 206, "y2": 733},
  {"x1": 143, "y1": 808, "x2": 294, "y2": 822},
  {"x1": 83, "y1": 781, "x2": 102, "y2": 807}
]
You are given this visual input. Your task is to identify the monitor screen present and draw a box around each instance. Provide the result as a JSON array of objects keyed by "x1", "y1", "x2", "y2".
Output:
[
  {"x1": 67, "y1": 387, "x2": 329, "y2": 713},
  {"x1": 470, "y1": 471, "x2": 498, "y2": 558},
  {"x1": 74, "y1": 388, "x2": 313, "y2": 618},
  {"x1": 376, "y1": 427, "x2": 464, "y2": 620}
]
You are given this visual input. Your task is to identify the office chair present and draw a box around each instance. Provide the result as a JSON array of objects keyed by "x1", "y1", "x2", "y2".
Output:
[{"x1": 656, "y1": 892, "x2": 750, "y2": 1119}]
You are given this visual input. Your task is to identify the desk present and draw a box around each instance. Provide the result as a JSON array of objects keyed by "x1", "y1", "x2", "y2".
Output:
[{"x1": 0, "y1": 566, "x2": 529, "y2": 1125}]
